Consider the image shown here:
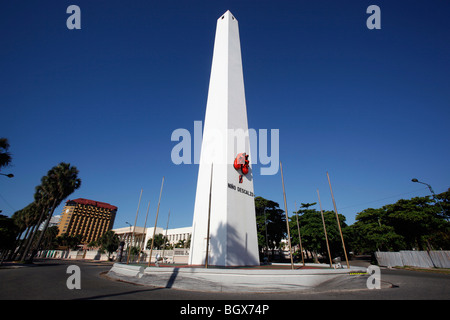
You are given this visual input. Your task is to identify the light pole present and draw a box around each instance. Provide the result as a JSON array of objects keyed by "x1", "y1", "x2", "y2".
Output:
[
  {"x1": 125, "y1": 221, "x2": 132, "y2": 230},
  {"x1": 125, "y1": 221, "x2": 132, "y2": 250},
  {"x1": 0, "y1": 173, "x2": 14, "y2": 178},
  {"x1": 411, "y1": 178, "x2": 446, "y2": 219}
]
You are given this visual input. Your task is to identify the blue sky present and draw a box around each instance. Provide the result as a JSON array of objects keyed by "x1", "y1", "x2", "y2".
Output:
[{"x1": 1, "y1": 0, "x2": 449, "y2": 230}]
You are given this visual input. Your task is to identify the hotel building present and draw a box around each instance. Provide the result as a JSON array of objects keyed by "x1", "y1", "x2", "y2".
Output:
[{"x1": 57, "y1": 198, "x2": 118, "y2": 244}]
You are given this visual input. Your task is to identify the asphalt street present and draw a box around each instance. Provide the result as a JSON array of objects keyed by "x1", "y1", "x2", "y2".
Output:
[{"x1": 0, "y1": 259, "x2": 449, "y2": 301}]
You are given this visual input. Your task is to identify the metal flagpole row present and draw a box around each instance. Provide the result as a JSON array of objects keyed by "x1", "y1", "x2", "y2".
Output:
[{"x1": 277, "y1": 166, "x2": 349, "y2": 270}]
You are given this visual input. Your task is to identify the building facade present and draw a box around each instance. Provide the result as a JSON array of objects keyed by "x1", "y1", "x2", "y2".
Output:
[
  {"x1": 165, "y1": 227, "x2": 191, "y2": 247},
  {"x1": 113, "y1": 226, "x2": 192, "y2": 250},
  {"x1": 39, "y1": 215, "x2": 61, "y2": 231},
  {"x1": 57, "y1": 198, "x2": 118, "y2": 244}
]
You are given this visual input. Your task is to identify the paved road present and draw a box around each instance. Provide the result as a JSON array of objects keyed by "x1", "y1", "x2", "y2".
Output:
[{"x1": 1, "y1": 259, "x2": 449, "y2": 301}]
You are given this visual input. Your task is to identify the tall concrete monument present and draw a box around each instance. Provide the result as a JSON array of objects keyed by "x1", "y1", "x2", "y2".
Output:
[{"x1": 189, "y1": 11, "x2": 260, "y2": 266}]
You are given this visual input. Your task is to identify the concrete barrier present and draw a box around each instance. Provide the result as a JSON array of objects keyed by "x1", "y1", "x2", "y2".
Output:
[
  {"x1": 37, "y1": 249, "x2": 112, "y2": 261},
  {"x1": 107, "y1": 263, "x2": 368, "y2": 293},
  {"x1": 109, "y1": 263, "x2": 145, "y2": 278},
  {"x1": 375, "y1": 250, "x2": 450, "y2": 268}
]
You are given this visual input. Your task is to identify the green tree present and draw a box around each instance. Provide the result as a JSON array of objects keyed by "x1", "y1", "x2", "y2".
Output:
[
  {"x1": 290, "y1": 208, "x2": 320, "y2": 262},
  {"x1": 384, "y1": 196, "x2": 448, "y2": 250},
  {"x1": 300, "y1": 202, "x2": 317, "y2": 211},
  {"x1": 21, "y1": 162, "x2": 81, "y2": 262},
  {"x1": 146, "y1": 233, "x2": 167, "y2": 250},
  {"x1": 56, "y1": 233, "x2": 83, "y2": 250},
  {"x1": 129, "y1": 246, "x2": 140, "y2": 256},
  {"x1": 255, "y1": 196, "x2": 287, "y2": 258},
  {"x1": 12, "y1": 203, "x2": 41, "y2": 242},
  {"x1": 175, "y1": 239, "x2": 186, "y2": 248},
  {"x1": 350, "y1": 191, "x2": 450, "y2": 253},
  {"x1": 291, "y1": 202, "x2": 316, "y2": 261},
  {"x1": 435, "y1": 188, "x2": 450, "y2": 220},
  {"x1": 7, "y1": 202, "x2": 44, "y2": 260},
  {"x1": 0, "y1": 215, "x2": 19, "y2": 260},
  {"x1": 20, "y1": 181, "x2": 58, "y2": 261},
  {"x1": 98, "y1": 230, "x2": 119, "y2": 260},
  {"x1": 289, "y1": 208, "x2": 349, "y2": 262},
  {"x1": 41, "y1": 226, "x2": 59, "y2": 250},
  {"x1": 350, "y1": 208, "x2": 404, "y2": 254}
]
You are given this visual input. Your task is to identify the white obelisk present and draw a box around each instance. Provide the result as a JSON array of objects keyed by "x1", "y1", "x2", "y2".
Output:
[{"x1": 189, "y1": 11, "x2": 259, "y2": 267}]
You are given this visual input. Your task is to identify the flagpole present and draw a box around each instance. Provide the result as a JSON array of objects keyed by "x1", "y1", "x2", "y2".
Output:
[
  {"x1": 280, "y1": 162, "x2": 294, "y2": 270},
  {"x1": 264, "y1": 208, "x2": 269, "y2": 261},
  {"x1": 137, "y1": 200, "x2": 150, "y2": 263},
  {"x1": 294, "y1": 201, "x2": 305, "y2": 267},
  {"x1": 317, "y1": 189, "x2": 333, "y2": 268},
  {"x1": 205, "y1": 163, "x2": 213, "y2": 268},
  {"x1": 127, "y1": 188, "x2": 142, "y2": 265},
  {"x1": 162, "y1": 210, "x2": 170, "y2": 264},
  {"x1": 326, "y1": 172, "x2": 350, "y2": 269},
  {"x1": 149, "y1": 177, "x2": 164, "y2": 267}
]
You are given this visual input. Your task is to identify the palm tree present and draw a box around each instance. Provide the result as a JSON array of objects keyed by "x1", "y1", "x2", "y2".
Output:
[
  {"x1": 0, "y1": 214, "x2": 18, "y2": 263},
  {"x1": 11, "y1": 209, "x2": 26, "y2": 242},
  {"x1": 300, "y1": 202, "x2": 317, "y2": 211},
  {"x1": 22, "y1": 162, "x2": 81, "y2": 262},
  {"x1": 146, "y1": 234, "x2": 167, "y2": 250},
  {"x1": 19, "y1": 183, "x2": 54, "y2": 261},
  {"x1": 0, "y1": 138, "x2": 12, "y2": 170},
  {"x1": 31, "y1": 163, "x2": 81, "y2": 261},
  {"x1": 1, "y1": 211, "x2": 21, "y2": 262},
  {"x1": 9, "y1": 203, "x2": 41, "y2": 260}
]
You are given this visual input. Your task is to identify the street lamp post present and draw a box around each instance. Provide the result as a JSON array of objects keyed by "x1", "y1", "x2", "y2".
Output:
[
  {"x1": 0, "y1": 173, "x2": 14, "y2": 178},
  {"x1": 411, "y1": 178, "x2": 446, "y2": 219}
]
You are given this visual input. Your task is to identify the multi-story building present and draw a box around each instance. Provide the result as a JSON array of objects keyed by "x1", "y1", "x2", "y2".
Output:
[
  {"x1": 165, "y1": 227, "x2": 191, "y2": 247},
  {"x1": 39, "y1": 215, "x2": 61, "y2": 231},
  {"x1": 113, "y1": 226, "x2": 191, "y2": 250},
  {"x1": 57, "y1": 198, "x2": 118, "y2": 244}
]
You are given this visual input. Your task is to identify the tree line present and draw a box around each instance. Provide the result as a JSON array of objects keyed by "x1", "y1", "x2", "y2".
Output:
[
  {"x1": 2, "y1": 137, "x2": 449, "y2": 263},
  {"x1": 0, "y1": 141, "x2": 81, "y2": 263},
  {"x1": 255, "y1": 189, "x2": 450, "y2": 262},
  {"x1": 3, "y1": 189, "x2": 449, "y2": 264}
]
